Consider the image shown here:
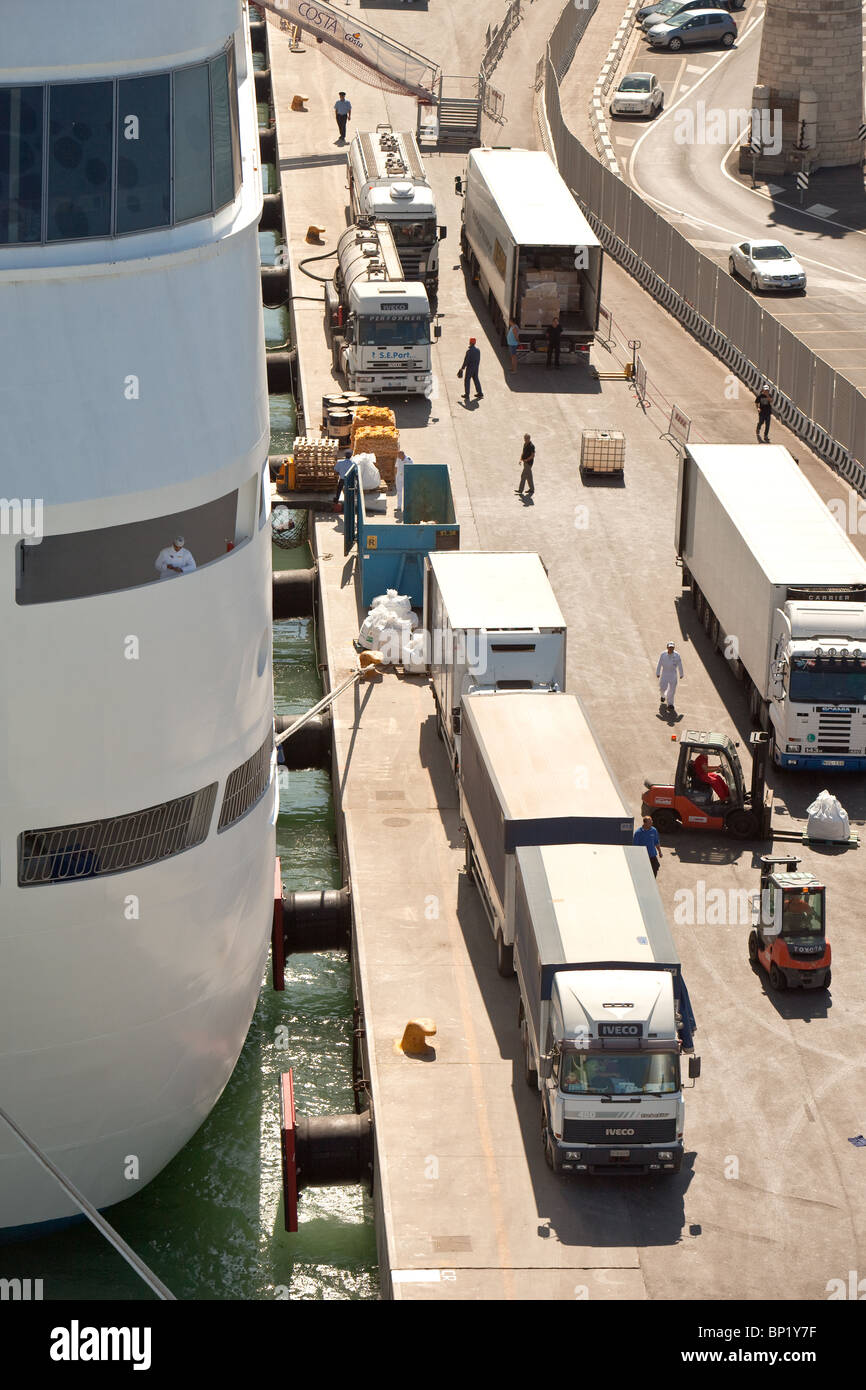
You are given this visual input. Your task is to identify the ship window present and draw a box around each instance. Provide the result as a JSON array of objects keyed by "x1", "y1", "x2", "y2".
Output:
[
  {"x1": 0, "y1": 86, "x2": 44, "y2": 243},
  {"x1": 46, "y1": 81, "x2": 114, "y2": 241},
  {"x1": 116, "y1": 74, "x2": 171, "y2": 234},
  {"x1": 218, "y1": 730, "x2": 273, "y2": 831},
  {"x1": 173, "y1": 64, "x2": 213, "y2": 223},
  {"x1": 210, "y1": 54, "x2": 234, "y2": 211},
  {"x1": 227, "y1": 43, "x2": 242, "y2": 199},
  {"x1": 18, "y1": 783, "x2": 217, "y2": 885},
  {"x1": 16, "y1": 488, "x2": 239, "y2": 604}
]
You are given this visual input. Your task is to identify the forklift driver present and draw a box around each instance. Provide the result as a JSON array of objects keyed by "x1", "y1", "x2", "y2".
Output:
[
  {"x1": 691, "y1": 752, "x2": 731, "y2": 803},
  {"x1": 783, "y1": 893, "x2": 821, "y2": 934}
]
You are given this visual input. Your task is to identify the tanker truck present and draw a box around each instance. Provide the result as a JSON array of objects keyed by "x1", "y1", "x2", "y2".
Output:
[{"x1": 348, "y1": 127, "x2": 445, "y2": 301}]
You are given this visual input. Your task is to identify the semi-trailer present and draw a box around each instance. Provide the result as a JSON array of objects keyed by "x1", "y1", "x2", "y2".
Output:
[
  {"x1": 457, "y1": 147, "x2": 603, "y2": 362},
  {"x1": 347, "y1": 126, "x2": 445, "y2": 301},
  {"x1": 423, "y1": 551, "x2": 567, "y2": 775},
  {"x1": 514, "y1": 842, "x2": 699, "y2": 1175},
  {"x1": 676, "y1": 444, "x2": 866, "y2": 770},
  {"x1": 326, "y1": 220, "x2": 435, "y2": 395},
  {"x1": 459, "y1": 690, "x2": 633, "y2": 976}
]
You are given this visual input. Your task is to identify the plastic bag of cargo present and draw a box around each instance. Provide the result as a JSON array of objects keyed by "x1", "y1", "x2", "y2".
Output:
[
  {"x1": 371, "y1": 588, "x2": 412, "y2": 616},
  {"x1": 358, "y1": 609, "x2": 393, "y2": 650},
  {"x1": 806, "y1": 789, "x2": 850, "y2": 842},
  {"x1": 402, "y1": 631, "x2": 428, "y2": 672},
  {"x1": 351, "y1": 452, "x2": 381, "y2": 491}
]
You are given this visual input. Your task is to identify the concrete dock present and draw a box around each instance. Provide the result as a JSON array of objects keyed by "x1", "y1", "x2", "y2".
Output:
[{"x1": 266, "y1": 0, "x2": 866, "y2": 1300}]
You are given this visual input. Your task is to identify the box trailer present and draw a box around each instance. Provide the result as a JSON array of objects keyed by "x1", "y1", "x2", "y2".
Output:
[
  {"x1": 458, "y1": 148, "x2": 603, "y2": 361},
  {"x1": 423, "y1": 552, "x2": 567, "y2": 774},
  {"x1": 676, "y1": 444, "x2": 866, "y2": 770},
  {"x1": 459, "y1": 690, "x2": 633, "y2": 975},
  {"x1": 514, "y1": 842, "x2": 699, "y2": 1176}
]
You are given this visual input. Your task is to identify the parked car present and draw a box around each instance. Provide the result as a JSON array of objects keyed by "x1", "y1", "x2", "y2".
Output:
[
  {"x1": 639, "y1": 0, "x2": 729, "y2": 32},
  {"x1": 728, "y1": 239, "x2": 807, "y2": 292},
  {"x1": 609, "y1": 72, "x2": 664, "y2": 118},
  {"x1": 646, "y1": 9, "x2": 737, "y2": 48}
]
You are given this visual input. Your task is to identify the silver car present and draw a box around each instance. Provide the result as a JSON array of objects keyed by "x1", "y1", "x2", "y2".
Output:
[
  {"x1": 647, "y1": 8, "x2": 737, "y2": 48},
  {"x1": 609, "y1": 72, "x2": 664, "y2": 119},
  {"x1": 729, "y1": 239, "x2": 807, "y2": 292}
]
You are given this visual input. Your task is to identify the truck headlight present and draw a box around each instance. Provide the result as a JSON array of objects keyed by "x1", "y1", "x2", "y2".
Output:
[
  {"x1": 658, "y1": 1151, "x2": 673, "y2": 1160},
  {"x1": 786, "y1": 742, "x2": 801, "y2": 752}
]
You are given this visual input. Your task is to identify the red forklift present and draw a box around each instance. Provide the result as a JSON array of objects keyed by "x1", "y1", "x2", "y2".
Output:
[
  {"x1": 749, "y1": 855, "x2": 830, "y2": 991},
  {"x1": 642, "y1": 730, "x2": 773, "y2": 841}
]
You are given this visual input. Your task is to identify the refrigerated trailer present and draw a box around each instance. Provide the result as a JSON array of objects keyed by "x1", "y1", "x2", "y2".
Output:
[
  {"x1": 424, "y1": 552, "x2": 567, "y2": 774},
  {"x1": 459, "y1": 690, "x2": 633, "y2": 976},
  {"x1": 458, "y1": 148, "x2": 603, "y2": 361},
  {"x1": 677, "y1": 444, "x2": 866, "y2": 770},
  {"x1": 514, "y1": 842, "x2": 699, "y2": 1176}
]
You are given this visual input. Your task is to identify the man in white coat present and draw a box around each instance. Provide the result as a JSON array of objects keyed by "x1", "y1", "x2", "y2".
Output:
[
  {"x1": 656, "y1": 641, "x2": 683, "y2": 713},
  {"x1": 155, "y1": 535, "x2": 196, "y2": 578},
  {"x1": 395, "y1": 450, "x2": 412, "y2": 514}
]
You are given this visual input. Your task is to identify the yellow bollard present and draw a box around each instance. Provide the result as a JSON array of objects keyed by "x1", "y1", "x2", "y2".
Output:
[
  {"x1": 291, "y1": 94, "x2": 308, "y2": 112},
  {"x1": 395, "y1": 1018, "x2": 437, "y2": 1057},
  {"x1": 305, "y1": 225, "x2": 326, "y2": 244}
]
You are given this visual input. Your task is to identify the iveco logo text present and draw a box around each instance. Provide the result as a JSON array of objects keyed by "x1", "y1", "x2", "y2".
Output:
[{"x1": 605, "y1": 1129, "x2": 635, "y2": 1137}]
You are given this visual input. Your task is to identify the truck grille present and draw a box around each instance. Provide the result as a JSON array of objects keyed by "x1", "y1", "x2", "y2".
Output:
[
  {"x1": 397, "y1": 249, "x2": 427, "y2": 281},
  {"x1": 817, "y1": 711, "x2": 852, "y2": 749},
  {"x1": 562, "y1": 1118, "x2": 677, "y2": 1143}
]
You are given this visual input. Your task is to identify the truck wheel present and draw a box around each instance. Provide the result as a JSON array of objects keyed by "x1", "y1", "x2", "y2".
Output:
[
  {"x1": 522, "y1": 1021, "x2": 538, "y2": 1090},
  {"x1": 748, "y1": 930, "x2": 759, "y2": 966},
  {"x1": 541, "y1": 1112, "x2": 555, "y2": 1170},
  {"x1": 464, "y1": 833, "x2": 473, "y2": 876},
  {"x1": 652, "y1": 808, "x2": 679, "y2": 834},
  {"x1": 748, "y1": 682, "x2": 762, "y2": 727},
  {"x1": 769, "y1": 962, "x2": 787, "y2": 991},
  {"x1": 496, "y1": 931, "x2": 515, "y2": 978},
  {"x1": 725, "y1": 808, "x2": 757, "y2": 839},
  {"x1": 822, "y1": 968, "x2": 831, "y2": 989}
]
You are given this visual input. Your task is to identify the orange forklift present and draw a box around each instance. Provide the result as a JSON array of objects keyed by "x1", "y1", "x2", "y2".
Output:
[
  {"x1": 749, "y1": 855, "x2": 830, "y2": 991},
  {"x1": 642, "y1": 730, "x2": 773, "y2": 841}
]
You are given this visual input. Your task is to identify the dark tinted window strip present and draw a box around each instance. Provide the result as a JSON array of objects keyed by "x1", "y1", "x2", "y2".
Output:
[{"x1": 218, "y1": 731, "x2": 273, "y2": 832}]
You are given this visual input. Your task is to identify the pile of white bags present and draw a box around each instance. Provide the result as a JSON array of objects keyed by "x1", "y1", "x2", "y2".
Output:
[
  {"x1": 357, "y1": 591, "x2": 426, "y2": 670},
  {"x1": 806, "y1": 789, "x2": 850, "y2": 842},
  {"x1": 351, "y1": 452, "x2": 381, "y2": 492}
]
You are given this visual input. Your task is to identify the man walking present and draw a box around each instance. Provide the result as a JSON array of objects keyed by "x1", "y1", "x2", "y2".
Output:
[
  {"x1": 633, "y1": 815, "x2": 662, "y2": 878},
  {"x1": 755, "y1": 386, "x2": 772, "y2": 443},
  {"x1": 395, "y1": 449, "x2": 413, "y2": 512},
  {"x1": 458, "y1": 338, "x2": 483, "y2": 402},
  {"x1": 656, "y1": 641, "x2": 683, "y2": 714},
  {"x1": 516, "y1": 434, "x2": 535, "y2": 497},
  {"x1": 334, "y1": 92, "x2": 351, "y2": 143},
  {"x1": 546, "y1": 315, "x2": 562, "y2": 369}
]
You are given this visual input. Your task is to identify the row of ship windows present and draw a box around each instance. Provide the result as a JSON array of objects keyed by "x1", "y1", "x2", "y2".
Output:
[
  {"x1": 0, "y1": 46, "x2": 241, "y2": 245},
  {"x1": 17, "y1": 471, "x2": 269, "y2": 604},
  {"x1": 18, "y1": 731, "x2": 273, "y2": 887}
]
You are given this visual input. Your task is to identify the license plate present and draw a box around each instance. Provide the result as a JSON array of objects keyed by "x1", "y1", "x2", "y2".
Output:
[{"x1": 610, "y1": 1149, "x2": 630, "y2": 1158}]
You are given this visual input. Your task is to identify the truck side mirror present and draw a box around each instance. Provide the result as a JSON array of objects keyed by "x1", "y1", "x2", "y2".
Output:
[
  {"x1": 434, "y1": 323, "x2": 442, "y2": 340},
  {"x1": 438, "y1": 225, "x2": 447, "y2": 241},
  {"x1": 688, "y1": 1056, "x2": 701, "y2": 1079},
  {"x1": 539, "y1": 1053, "x2": 554, "y2": 1080},
  {"x1": 454, "y1": 176, "x2": 463, "y2": 196}
]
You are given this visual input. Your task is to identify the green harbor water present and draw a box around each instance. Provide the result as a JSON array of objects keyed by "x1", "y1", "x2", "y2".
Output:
[{"x1": 1, "y1": 545, "x2": 378, "y2": 1301}]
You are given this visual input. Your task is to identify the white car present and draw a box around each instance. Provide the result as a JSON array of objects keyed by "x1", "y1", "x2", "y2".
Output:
[
  {"x1": 729, "y1": 239, "x2": 807, "y2": 292},
  {"x1": 609, "y1": 72, "x2": 664, "y2": 118}
]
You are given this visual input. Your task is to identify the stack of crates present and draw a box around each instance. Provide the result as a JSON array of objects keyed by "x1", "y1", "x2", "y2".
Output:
[
  {"x1": 291, "y1": 435, "x2": 340, "y2": 491},
  {"x1": 580, "y1": 428, "x2": 625, "y2": 476}
]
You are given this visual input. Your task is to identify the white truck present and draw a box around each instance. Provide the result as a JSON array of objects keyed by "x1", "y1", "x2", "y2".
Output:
[
  {"x1": 348, "y1": 127, "x2": 446, "y2": 301},
  {"x1": 459, "y1": 690, "x2": 633, "y2": 977},
  {"x1": 457, "y1": 148, "x2": 603, "y2": 363},
  {"x1": 423, "y1": 552, "x2": 567, "y2": 775},
  {"x1": 327, "y1": 220, "x2": 436, "y2": 396},
  {"x1": 515, "y1": 842, "x2": 699, "y2": 1176},
  {"x1": 677, "y1": 444, "x2": 866, "y2": 770}
]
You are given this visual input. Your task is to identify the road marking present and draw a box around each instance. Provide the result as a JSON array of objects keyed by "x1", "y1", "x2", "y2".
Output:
[
  {"x1": 765, "y1": 184, "x2": 783, "y2": 195},
  {"x1": 677, "y1": 85, "x2": 691, "y2": 94},
  {"x1": 806, "y1": 204, "x2": 838, "y2": 219},
  {"x1": 615, "y1": 136, "x2": 636, "y2": 147},
  {"x1": 685, "y1": 64, "x2": 706, "y2": 74}
]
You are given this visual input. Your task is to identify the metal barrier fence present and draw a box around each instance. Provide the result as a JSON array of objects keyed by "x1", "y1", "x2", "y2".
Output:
[
  {"x1": 540, "y1": 0, "x2": 866, "y2": 490},
  {"x1": 479, "y1": 0, "x2": 522, "y2": 123}
]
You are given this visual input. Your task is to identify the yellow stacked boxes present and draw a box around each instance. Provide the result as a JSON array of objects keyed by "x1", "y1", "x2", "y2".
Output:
[
  {"x1": 351, "y1": 425, "x2": 400, "y2": 484},
  {"x1": 350, "y1": 405, "x2": 396, "y2": 450},
  {"x1": 291, "y1": 435, "x2": 340, "y2": 491}
]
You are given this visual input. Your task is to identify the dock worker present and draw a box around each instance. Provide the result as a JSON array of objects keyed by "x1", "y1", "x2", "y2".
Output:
[
  {"x1": 334, "y1": 92, "x2": 351, "y2": 143},
  {"x1": 458, "y1": 338, "x2": 483, "y2": 402},
  {"x1": 755, "y1": 386, "x2": 772, "y2": 443},
  {"x1": 633, "y1": 814, "x2": 662, "y2": 877},
  {"x1": 515, "y1": 434, "x2": 535, "y2": 498},
  {"x1": 395, "y1": 449, "x2": 413, "y2": 513},
  {"x1": 154, "y1": 535, "x2": 196, "y2": 578},
  {"x1": 546, "y1": 315, "x2": 562, "y2": 369},
  {"x1": 692, "y1": 752, "x2": 730, "y2": 802},
  {"x1": 656, "y1": 641, "x2": 683, "y2": 713},
  {"x1": 333, "y1": 452, "x2": 354, "y2": 509}
]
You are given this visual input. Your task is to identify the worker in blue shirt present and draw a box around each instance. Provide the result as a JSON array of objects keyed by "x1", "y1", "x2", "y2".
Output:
[
  {"x1": 458, "y1": 338, "x2": 483, "y2": 403},
  {"x1": 634, "y1": 815, "x2": 662, "y2": 878}
]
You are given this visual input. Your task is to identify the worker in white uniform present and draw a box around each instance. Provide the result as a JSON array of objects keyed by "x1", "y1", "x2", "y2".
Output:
[
  {"x1": 656, "y1": 641, "x2": 683, "y2": 713},
  {"x1": 155, "y1": 535, "x2": 196, "y2": 579},
  {"x1": 395, "y1": 450, "x2": 413, "y2": 514}
]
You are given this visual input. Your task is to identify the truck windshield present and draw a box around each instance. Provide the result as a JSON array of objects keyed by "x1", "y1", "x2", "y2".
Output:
[
  {"x1": 560, "y1": 1051, "x2": 679, "y2": 1095},
  {"x1": 358, "y1": 316, "x2": 429, "y2": 346},
  {"x1": 789, "y1": 657, "x2": 866, "y2": 704},
  {"x1": 391, "y1": 219, "x2": 437, "y2": 245}
]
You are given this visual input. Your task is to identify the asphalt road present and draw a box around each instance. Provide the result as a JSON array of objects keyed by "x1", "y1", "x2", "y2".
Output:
[{"x1": 608, "y1": 1, "x2": 866, "y2": 395}]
